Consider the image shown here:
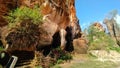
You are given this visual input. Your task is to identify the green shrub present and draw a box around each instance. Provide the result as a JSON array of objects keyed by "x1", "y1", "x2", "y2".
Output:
[
  {"x1": 3, "y1": 6, "x2": 45, "y2": 52},
  {"x1": 50, "y1": 47, "x2": 73, "y2": 64},
  {"x1": 57, "y1": 59, "x2": 63, "y2": 64},
  {"x1": 109, "y1": 46, "x2": 120, "y2": 53},
  {"x1": 87, "y1": 23, "x2": 116, "y2": 50},
  {"x1": 0, "y1": 46, "x2": 4, "y2": 51},
  {"x1": 5, "y1": 6, "x2": 43, "y2": 28}
]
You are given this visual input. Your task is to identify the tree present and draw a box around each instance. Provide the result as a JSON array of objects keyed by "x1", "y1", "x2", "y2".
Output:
[
  {"x1": 106, "y1": 10, "x2": 118, "y2": 19},
  {"x1": 87, "y1": 23, "x2": 116, "y2": 50}
]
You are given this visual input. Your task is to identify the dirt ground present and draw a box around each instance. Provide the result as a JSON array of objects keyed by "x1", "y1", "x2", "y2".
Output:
[{"x1": 53, "y1": 54, "x2": 120, "y2": 68}]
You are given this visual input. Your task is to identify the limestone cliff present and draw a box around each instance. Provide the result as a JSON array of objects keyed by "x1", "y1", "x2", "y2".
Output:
[
  {"x1": 0, "y1": 0, "x2": 83, "y2": 67},
  {"x1": 0, "y1": 0, "x2": 81, "y2": 51}
]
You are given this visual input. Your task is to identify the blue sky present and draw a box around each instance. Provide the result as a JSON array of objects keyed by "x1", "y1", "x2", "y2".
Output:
[{"x1": 75, "y1": 0, "x2": 120, "y2": 31}]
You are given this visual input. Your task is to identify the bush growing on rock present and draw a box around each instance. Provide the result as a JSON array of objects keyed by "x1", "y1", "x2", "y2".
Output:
[
  {"x1": 5, "y1": 6, "x2": 43, "y2": 28},
  {"x1": 87, "y1": 23, "x2": 116, "y2": 50},
  {"x1": 49, "y1": 47, "x2": 72, "y2": 67},
  {"x1": 3, "y1": 6, "x2": 53, "y2": 51}
]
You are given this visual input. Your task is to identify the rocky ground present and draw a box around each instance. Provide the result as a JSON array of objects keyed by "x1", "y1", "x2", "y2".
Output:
[{"x1": 53, "y1": 50, "x2": 120, "y2": 68}]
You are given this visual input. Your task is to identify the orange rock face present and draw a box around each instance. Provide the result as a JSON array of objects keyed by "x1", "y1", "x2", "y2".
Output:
[
  {"x1": 0, "y1": 0, "x2": 84, "y2": 67},
  {"x1": 0, "y1": 0, "x2": 82, "y2": 52},
  {"x1": 93, "y1": 22, "x2": 105, "y2": 32},
  {"x1": 0, "y1": 0, "x2": 18, "y2": 27}
]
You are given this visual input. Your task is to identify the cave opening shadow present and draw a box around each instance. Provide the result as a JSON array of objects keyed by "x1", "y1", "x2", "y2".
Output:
[
  {"x1": 65, "y1": 27, "x2": 74, "y2": 52},
  {"x1": 51, "y1": 31, "x2": 61, "y2": 49}
]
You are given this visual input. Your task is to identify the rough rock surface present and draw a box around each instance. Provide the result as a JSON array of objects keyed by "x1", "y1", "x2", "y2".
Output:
[
  {"x1": 92, "y1": 22, "x2": 105, "y2": 32},
  {"x1": 0, "y1": 0, "x2": 90, "y2": 68},
  {"x1": 0, "y1": 0, "x2": 82, "y2": 51},
  {"x1": 0, "y1": 0, "x2": 83, "y2": 67},
  {"x1": 89, "y1": 50, "x2": 120, "y2": 62},
  {"x1": 73, "y1": 38, "x2": 88, "y2": 54},
  {"x1": 0, "y1": 0, "x2": 18, "y2": 27}
]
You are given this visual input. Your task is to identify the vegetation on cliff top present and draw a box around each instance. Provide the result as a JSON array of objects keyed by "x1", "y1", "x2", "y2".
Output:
[
  {"x1": 3, "y1": 6, "x2": 51, "y2": 52},
  {"x1": 5, "y1": 6, "x2": 43, "y2": 28}
]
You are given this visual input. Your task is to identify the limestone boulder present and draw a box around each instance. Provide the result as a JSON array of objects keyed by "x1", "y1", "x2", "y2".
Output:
[{"x1": 73, "y1": 38, "x2": 88, "y2": 54}]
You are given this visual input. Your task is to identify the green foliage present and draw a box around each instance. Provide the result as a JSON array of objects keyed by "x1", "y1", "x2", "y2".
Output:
[
  {"x1": 0, "y1": 46, "x2": 4, "y2": 51},
  {"x1": 49, "y1": 47, "x2": 72, "y2": 68},
  {"x1": 0, "y1": 65, "x2": 3, "y2": 68},
  {"x1": 50, "y1": 47, "x2": 73, "y2": 64},
  {"x1": 52, "y1": 64, "x2": 61, "y2": 68},
  {"x1": 3, "y1": 6, "x2": 45, "y2": 53},
  {"x1": 109, "y1": 46, "x2": 120, "y2": 53},
  {"x1": 87, "y1": 23, "x2": 116, "y2": 50},
  {"x1": 57, "y1": 59, "x2": 63, "y2": 64},
  {"x1": 5, "y1": 6, "x2": 43, "y2": 28}
]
